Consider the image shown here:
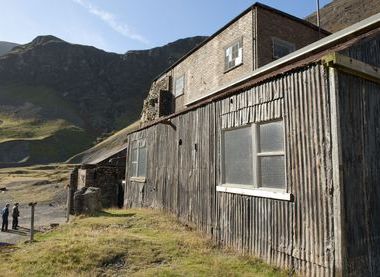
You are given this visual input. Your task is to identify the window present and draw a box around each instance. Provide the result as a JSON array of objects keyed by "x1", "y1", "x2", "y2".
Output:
[
  {"x1": 225, "y1": 39, "x2": 243, "y2": 71},
  {"x1": 272, "y1": 38, "x2": 295, "y2": 59},
  {"x1": 257, "y1": 121, "x2": 285, "y2": 189},
  {"x1": 223, "y1": 126, "x2": 253, "y2": 185},
  {"x1": 174, "y1": 75, "x2": 185, "y2": 97},
  {"x1": 130, "y1": 139, "x2": 147, "y2": 178},
  {"x1": 222, "y1": 120, "x2": 285, "y2": 191}
]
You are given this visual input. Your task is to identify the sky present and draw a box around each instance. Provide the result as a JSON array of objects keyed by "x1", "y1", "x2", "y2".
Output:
[{"x1": 0, "y1": 0, "x2": 332, "y2": 54}]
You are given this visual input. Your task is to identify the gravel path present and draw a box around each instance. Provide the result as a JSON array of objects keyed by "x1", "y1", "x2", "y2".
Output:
[{"x1": 0, "y1": 203, "x2": 66, "y2": 245}]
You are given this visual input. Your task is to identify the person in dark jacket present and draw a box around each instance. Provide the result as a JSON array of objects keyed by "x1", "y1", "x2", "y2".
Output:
[
  {"x1": 12, "y1": 203, "x2": 20, "y2": 230},
  {"x1": 1, "y1": 203, "x2": 10, "y2": 232}
]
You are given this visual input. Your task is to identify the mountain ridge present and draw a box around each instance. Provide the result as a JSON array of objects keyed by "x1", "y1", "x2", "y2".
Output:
[
  {"x1": 0, "y1": 35, "x2": 207, "y2": 166},
  {"x1": 0, "y1": 41, "x2": 19, "y2": 56}
]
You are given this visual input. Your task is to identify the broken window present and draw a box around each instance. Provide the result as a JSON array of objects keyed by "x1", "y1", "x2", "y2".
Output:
[
  {"x1": 272, "y1": 38, "x2": 295, "y2": 59},
  {"x1": 225, "y1": 38, "x2": 243, "y2": 71},
  {"x1": 174, "y1": 75, "x2": 185, "y2": 97},
  {"x1": 222, "y1": 120, "x2": 285, "y2": 190},
  {"x1": 130, "y1": 139, "x2": 147, "y2": 178}
]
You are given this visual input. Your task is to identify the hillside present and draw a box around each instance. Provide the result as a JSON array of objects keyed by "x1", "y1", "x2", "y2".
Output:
[
  {"x1": 306, "y1": 0, "x2": 380, "y2": 32},
  {"x1": 0, "y1": 35, "x2": 207, "y2": 166},
  {"x1": 0, "y1": 41, "x2": 18, "y2": 56}
]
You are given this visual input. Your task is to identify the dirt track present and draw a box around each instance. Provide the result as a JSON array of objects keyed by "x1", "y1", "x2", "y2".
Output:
[{"x1": 0, "y1": 203, "x2": 66, "y2": 245}]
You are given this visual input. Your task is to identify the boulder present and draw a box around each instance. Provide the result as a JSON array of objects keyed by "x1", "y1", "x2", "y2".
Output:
[{"x1": 73, "y1": 187, "x2": 102, "y2": 215}]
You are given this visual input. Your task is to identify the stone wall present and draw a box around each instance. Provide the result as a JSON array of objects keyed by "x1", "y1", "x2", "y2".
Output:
[
  {"x1": 256, "y1": 7, "x2": 327, "y2": 67},
  {"x1": 68, "y1": 166, "x2": 79, "y2": 214},
  {"x1": 173, "y1": 10, "x2": 255, "y2": 106},
  {"x1": 75, "y1": 163, "x2": 125, "y2": 208},
  {"x1": 92, "y1": 166, "x2": 125, "y2": 208},
  {"x1": 139, "y1": 6, "x2": 328, "y2": 125},
  {"x1": 141, "y1": 76, "x2": 171, "y2": 124}
]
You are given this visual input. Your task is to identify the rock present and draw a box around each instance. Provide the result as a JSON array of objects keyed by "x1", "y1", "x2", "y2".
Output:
[{"x1": 74, "y1": 187, "x2": 102, "y2": 215}]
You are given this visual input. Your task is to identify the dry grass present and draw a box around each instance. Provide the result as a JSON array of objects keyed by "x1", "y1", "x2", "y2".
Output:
[
  {"x1": 0, "y1": 164, "x2": 75, "y2": 204},
  {"x1": 0, "y1": 209, "x2": 288, "y2": 276}
]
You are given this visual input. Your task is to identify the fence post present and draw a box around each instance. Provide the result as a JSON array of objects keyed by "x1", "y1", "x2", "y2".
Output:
[
  {"x1": 66, "y1": 185, "x2": 72, "y2": 222},
  {"x1": 28, "y1": 202, "x2": 37, "y2": 242}
]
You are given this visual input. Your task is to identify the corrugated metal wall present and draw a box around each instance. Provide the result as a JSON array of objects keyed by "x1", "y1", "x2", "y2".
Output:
[
  {"x1": 125, "y1": 63, "x2": 336, "y2": 276},
  {"x1": 338, "y1": 73, "x2": 380, "y2": 277},
  {"x1": 335, "y1": 34, "x2": 380, "y2": 277}
]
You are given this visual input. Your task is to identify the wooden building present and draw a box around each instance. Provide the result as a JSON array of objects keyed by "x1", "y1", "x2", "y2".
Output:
[{"x1": 123, "y1": 4, "x2": 380, "y2": 277}]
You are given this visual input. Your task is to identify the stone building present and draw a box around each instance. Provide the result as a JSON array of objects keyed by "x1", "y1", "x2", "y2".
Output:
[
  {"x1": 68, "y1": 148, "x2": 126, "y2": 214},
  {"x1": 141, "y1": 2, "x2": 329, "y2": 123}
]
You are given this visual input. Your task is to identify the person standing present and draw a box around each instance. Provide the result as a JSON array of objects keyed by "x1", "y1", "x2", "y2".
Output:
[
  {"x1": 1, "y1": 203, "x2": 10, "y2": 232},
  {"x1": 12, "y1": 203, "x2": 20, "y2": 230}
]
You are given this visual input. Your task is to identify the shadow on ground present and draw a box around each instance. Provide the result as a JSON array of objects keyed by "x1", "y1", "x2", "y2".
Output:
[{"x1": 94, "y1": 211, "x2": 136, "y2": 218}]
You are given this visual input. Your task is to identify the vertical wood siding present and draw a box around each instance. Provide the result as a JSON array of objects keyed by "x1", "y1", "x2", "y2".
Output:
[
  {"x1": 125, "y1": 64, "x2": 336, "y2": 276},
  {"x1": 338, "y1": 73, "x2": 380, "y2": 277}
]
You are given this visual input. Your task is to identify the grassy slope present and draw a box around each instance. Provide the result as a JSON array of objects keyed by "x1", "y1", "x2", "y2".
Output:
[
  {"x1": 0, "y1": 84, "x2": 95, "y2": 163},
  {"x1": 0, "y1": 209, "x2": 287, "y2": 276},
  {"x1": 67, "y1": 120, "x2": 140, "y2": 164},
  {"x1": 0, "y1": 114, "x2": 70, "y2": 143}
]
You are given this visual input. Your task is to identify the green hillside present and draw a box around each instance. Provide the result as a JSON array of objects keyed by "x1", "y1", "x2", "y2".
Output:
[
  {"x1": 0, "y1": 36, "x2": 207, "y2": 166},
  {"x1": 0, "y1": 84, "x2": 93, "y2": 165}
]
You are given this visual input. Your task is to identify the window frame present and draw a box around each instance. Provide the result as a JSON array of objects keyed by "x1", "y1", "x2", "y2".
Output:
[
  {"x1": 219, "y1": 120, "x2": 291, "y2": 201},
  {"x1": 174, "y1": 75, "x2": 185, "y2": 98},
  {"x1": 129, "y1": 138, "x2": 147, "y2": 182},
  {"x1": 224, "y1": 37, "x2": 243, "y2": 72},
  {"x1": 272, "y1": 37, "x2": 296, "y2": 59}
]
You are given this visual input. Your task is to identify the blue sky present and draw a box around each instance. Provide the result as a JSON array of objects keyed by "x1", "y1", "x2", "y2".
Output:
[{"x1": 0, "y1": 0, "x2": 331, "y2": 54}]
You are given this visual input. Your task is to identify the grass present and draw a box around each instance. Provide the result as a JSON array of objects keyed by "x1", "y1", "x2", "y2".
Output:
[
  {"x1": 0, "y1": 164, "x2": 74, "y2": 204},
  {"x1": 0, "y1": 209, "x2": 287, "y2": 276},
  {"x1": 0, "y1": 113, "x2": 72, "y2": 143},
  {"x1": 0, "y1": 84, "x2": 95, "y2": 163}
]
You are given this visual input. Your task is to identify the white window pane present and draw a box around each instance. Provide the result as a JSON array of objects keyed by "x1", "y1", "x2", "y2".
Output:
[
  {"x1": 139, "y1": 139, "x2": 146, "y2": 148},
  {"x1": 175, "y1": 76, "x2": 184, "y2": 96},
  {"x1": 259, "y1": 156, "x2": 285, "y2": 189},
  {"x1": 138, "y1": 146, "x2": 147, "y2": 177},
  {"x1": 259, "y1": 121, "x2": 284, "y2": 153},
  {"x1": 131, "y1": 148, "x2": 138, "y2": 162},
  {"x1": 223, "y1": 127, "x2": 253, "y2": 185},
  {"x1": 131, "y1": 163, "x2": 137, "y2": 177},
  {"x1": 131, "y1": 141, "x2": 138, "y2": 148},
  {"x1": 225, "y1": 39, "x2": 243, "y2": 71}
]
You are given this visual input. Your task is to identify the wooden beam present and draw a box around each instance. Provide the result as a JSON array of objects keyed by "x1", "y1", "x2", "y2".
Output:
[
  {"x1": 216, "y1": 185, "x2": 293, "y2": 201},
  {"x1": 323, "y1": 52, "x2": 380, "y2": 84}
]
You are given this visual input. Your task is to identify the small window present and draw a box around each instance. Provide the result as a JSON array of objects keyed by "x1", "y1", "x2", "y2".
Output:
[
  {"x1": 225, "y1": 39, "x2": 243, "y2": 71},
  {"x1": 174, "y1": 75, "x2": 185, "y2": 97},
  {"x1": 272, "y1": 38, "x2": 295, "y2": 59},
  {"x1": 130, "y1": 139, "x2": 147, "y2": 178},
  {"x1": 222, "y1": 120, "x2": 285, "y2": 191}
]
